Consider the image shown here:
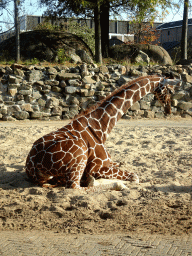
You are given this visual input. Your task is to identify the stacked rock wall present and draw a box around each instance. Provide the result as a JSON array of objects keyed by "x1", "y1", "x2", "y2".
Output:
[{"x1": 0, "y1": 63, "x2": 192, "y2": 121}]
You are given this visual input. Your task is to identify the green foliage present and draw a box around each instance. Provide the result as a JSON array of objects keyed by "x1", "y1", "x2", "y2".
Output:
[
  {"x1": 171, "y1": 38, "x2": 192, "y2": 64},
  {"x1": 31, "y1": 58, "x2": 40, "y2": 65},
  {"x1": 22, "y1": 58, "x2": 40, "y2": 65},
  {"x1": 34, "y1": 21, "x2": 55, "y2": 31},
  {"x1": 40, "y1": 0, "x2": 174, "y2": 24},
  {"x1": 66, "y1": 19, "x2": 95, "y2": 54},
  {"x1": 35, "y1": 19, "x2": 95, "y2": 54},
  {"x1": 22, "y1": 58, "x2": 43, "y2": 65},
  {"x1": 102, "y1": 57, "x2": 158, "y2": 67},
  {"x1": 0, "y1": 59, "x2": 15, "y2": 65},
  {"x1": 57, "y1": 48, "x2": 71, "y2": 63}
]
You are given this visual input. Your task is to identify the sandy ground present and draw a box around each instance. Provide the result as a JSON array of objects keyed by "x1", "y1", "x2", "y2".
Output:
[{"x1": 0, "y1": 117, "x2": 192, "y2": 235}]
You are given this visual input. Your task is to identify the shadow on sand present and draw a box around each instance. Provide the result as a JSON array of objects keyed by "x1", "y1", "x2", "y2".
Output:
[{"x1": 0, "y1": 164, "x2": 34, "y2": 189}]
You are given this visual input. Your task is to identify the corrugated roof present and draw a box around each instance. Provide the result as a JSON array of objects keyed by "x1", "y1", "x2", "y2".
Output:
[{"x1": 157, "y1": 18, "x2": 192, "y2": 29}]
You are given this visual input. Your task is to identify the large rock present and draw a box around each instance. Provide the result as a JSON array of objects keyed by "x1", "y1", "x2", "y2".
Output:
[
  {"x1": 26, "y1": 70, "x2": 44, "y2": 82},
  {"x1": 0, "y1": 63, "x2": 192, "y2": 121},
  {"x1": 76, "y1": 50, "x2": 94, "y2": 64},
  {"x1": 135, "y1": 50, "x2": 150, "y2": 64},
  {"x1": 142, "y1": 44, "x2": 173, "y2": 65},
  {"x1": 181, "y1": 74, "x2": 192, "y2": 83},
  {"x1": 110, "y1": 44, "x2": 173, "y2": 65},
  {"x1": 30, "y1": 112, "x2": 44, "y2": 119},
  {"x1": 0, "y1": 30, "x2": 93, "y2": 63},
  {"x1": 130, "y1": 102, "x2": 140, "y2": 111},
  {"x1": 14, "y1": 111, "x2": 30, "y2": 120},
  {"x1": 65, "y1": 86, "x2": 79, "y2": 94},
  {"x1": 57, "y1": 72, "x2": 81, "y2": 81},
  {"x1": 177, "y1": 101, "x2": 192, "y2": 110},
  {"x1": 82, "y1": 76, "x2": 96, "y2": 84}
]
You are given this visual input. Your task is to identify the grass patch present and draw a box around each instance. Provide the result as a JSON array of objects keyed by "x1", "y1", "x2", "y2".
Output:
[{"x1": 0, "y1": 57, "x2": 159, "y2": 68}]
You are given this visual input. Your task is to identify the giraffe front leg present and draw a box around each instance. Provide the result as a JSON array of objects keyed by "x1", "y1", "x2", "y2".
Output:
[
  {"x1": 106, "y1": 151, "x2": 122, "y2": 168},
  {"x1": 92, "y1": 166, "x2": 139, "y2": 184}
]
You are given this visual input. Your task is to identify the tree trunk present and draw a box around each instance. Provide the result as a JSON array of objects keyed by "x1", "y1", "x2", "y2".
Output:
[
  {"x1": 94, "y1": 1, "x2": 102, "y2": 63},
  {"x1": 100, "y1": 1, "x2": 109, "y2": 58},
  {"x1": 14, "y1": 0, "x2": 20, "y2": 62},
  {"x1": 181, "y1": 0, "x2": 189, "y2": 60}
]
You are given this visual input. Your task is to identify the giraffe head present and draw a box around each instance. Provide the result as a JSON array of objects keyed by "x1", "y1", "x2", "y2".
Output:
[{"x1": 153, "y1": 75, "x2": 182, "y2": 114}]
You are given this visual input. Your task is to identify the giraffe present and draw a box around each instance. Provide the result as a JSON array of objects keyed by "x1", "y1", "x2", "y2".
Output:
[{"x1": 25, "y1": 75, "x2": 181, "y2": 190}]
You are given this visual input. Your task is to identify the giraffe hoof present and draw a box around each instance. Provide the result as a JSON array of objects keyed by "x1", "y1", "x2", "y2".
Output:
[
  {"x1": 130, "y1": 173, "x2": 139, "y2": 184},
  {"x1": 87, "y1": 175, "x2": 95, "y2": 187},
  {"x1": 114, "y1": 181, "x2": 129, "y2": 191}
]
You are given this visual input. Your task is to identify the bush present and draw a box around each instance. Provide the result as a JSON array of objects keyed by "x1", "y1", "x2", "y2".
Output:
[
  {"x1": 57, "y1": 49, "x2": 71, "y2": 63},
  {"x1": 35, "y1": 19, "x2": 95, "y2": 54}
]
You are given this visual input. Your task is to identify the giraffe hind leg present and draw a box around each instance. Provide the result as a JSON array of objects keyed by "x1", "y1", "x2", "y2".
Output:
[
  {"x1": 41, "y1": 176, "x2": 65, "y2": 188},
  {"x1": 26, "y1": 167, "x2": 64, "y2": 188}
]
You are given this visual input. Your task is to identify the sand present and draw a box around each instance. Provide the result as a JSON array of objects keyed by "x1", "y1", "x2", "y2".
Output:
[{"x1": 0, "y1": 117, "x2": 192, "y2": 235}]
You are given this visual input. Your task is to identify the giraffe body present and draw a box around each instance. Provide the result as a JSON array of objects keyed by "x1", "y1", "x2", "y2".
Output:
[{"x1": 25, "y1": 75, "x2": 181, "y2": 189}]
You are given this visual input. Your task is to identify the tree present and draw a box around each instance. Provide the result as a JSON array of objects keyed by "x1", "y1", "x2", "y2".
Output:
[
  {"x1": 132, "y1": 23, "x2": 160, "y2": 44},
  {"x1": 181, "y1": 0, "x2": 189, "y2": 60},
  {"x1": 94, "y1": 1, "x2": 102, "y2": 63},
  {"x1": 14, "y1": 0, "x2": 20, "y2": 62},
  {"x1": 39, "y1": 0, "x2": 173, "y2": 62},
  {"x1": 40, "y1": 0, "x2": 103, "y2": 62},
  {"x1": 0, "y1": 0, "x2": 21, "y2": 61},
  {"x1": 0, "y1": 0, "x2": 10, "y2": 10}
]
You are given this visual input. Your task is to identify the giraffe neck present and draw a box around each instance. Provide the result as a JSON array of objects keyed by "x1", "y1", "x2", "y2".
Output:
[{"x1": 85, "y1": 75, "x2": 162, "y2": 140}]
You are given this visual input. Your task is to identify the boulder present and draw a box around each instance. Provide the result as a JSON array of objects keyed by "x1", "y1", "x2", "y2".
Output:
[
  {"x1": 69, "y1": 53, "x2": 82, "y2": 64},
  {"x1": 57, "y1": 72, "x2": 81, "y2": 81},
  {"x1": 140, "y1": 100, "x2": 151, "y2": 110},
  {"x1": 26, "y1": 70, "x2": 44, "y2": 82},
  {"x1": 65, "y1": 86, "x2": 79, "y2": 94},
  {"x1": 135, "y1": 50, "x2": 150, "y2": 64},
  {"x1": 14, "y1": 111, "x2": 30, "y2": 120},
  {"x1": 0, "y1": 62, "x2": 192, "y2": 121},
  {"x1": 76, "y1": 50, "x2": 94, "y2": 64},
  {"x1": 181, "y1": 74, "x2": 192, "y2": 83},
  {"x1": 146, "y1": 44, "x2": 173, "y2": 65},
  {"x1": 82, "y1": 76, "x2": 96, "y2": 84},
  {"x1": 177, "y1": 101, "x2": 192, "y2": 110},
  {"x1": 130, "y1": 102, "x2": 140, "y2": 111},
  {"x1": 46, "y1": 97, "x2": 60, "y2": 108},
  {"x1": 0, "y1": 30, "x2": 93, "y2": 63},
  {"x1": 30, "y1": 112, "x2": 44, "y2": 119},
  {"x1": 110, "y1": 44, "x2": 173, "y2": 65}
]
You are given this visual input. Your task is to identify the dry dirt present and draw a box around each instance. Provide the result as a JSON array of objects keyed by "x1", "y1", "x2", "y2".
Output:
[{"x1": 0, "y1": 117, "x2": 192, "y2": 235}]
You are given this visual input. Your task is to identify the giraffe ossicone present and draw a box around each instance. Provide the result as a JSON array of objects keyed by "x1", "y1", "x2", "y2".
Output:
[{"x1": 25, "y1": 75, "x2": 181, "y2": 190}]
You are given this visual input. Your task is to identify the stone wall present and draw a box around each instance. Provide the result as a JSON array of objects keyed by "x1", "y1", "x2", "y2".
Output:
[{"x1": 0, "y1": 63, "x2": 192, "y2": 121}]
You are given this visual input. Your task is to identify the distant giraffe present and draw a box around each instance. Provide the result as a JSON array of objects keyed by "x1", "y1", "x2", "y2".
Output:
[{"x1": 25, "y1": 75, "x2": 181, "y2": 190}]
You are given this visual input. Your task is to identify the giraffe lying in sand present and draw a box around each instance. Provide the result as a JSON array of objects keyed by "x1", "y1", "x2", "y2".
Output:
[{"x1": 25, "y1": 75, "x2": 181, "y2": 190}]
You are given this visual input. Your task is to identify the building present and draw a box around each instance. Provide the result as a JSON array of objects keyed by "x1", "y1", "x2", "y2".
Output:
[
  {"x1": 157, "y1": 19, "x2": 192, "y2": 51},
  {"x1": 19, "y1": 15, "x2": 135, "y2": 43},
  {"x1": 0, "y1": 15, "x2": 162, "y2": 46},
  {"x1": 19, "y1": 15, "x2": 161, "y2": 44}
]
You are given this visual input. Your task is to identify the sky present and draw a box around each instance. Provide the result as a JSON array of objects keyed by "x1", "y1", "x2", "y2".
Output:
[
  {"x1": 0, "y1": 0, "x2": 188, "y2": 33},
  {"x1": 0, "y1": 0, "x2": 47, "y2": 32}
]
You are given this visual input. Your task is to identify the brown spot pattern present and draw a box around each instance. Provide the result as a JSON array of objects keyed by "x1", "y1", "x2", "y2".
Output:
[{"x1": 25, "y1": 75, "x2": 180, "y2": 189}]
